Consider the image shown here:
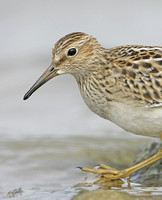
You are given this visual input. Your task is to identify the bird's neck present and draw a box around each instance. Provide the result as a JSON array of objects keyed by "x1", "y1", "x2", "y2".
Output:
[{"x1": 73, "y1": 47, "x2": 111, "y2": 83}]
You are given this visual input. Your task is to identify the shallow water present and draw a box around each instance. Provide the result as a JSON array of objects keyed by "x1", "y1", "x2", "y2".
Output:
[{"x1": 0, "y1": 135, "x2": 161, "y2": 199}]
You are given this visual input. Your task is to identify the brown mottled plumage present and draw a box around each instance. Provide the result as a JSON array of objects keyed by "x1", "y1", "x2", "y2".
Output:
[{"x1": 24, "y1": 32, "x2": 162, "y2": 180}]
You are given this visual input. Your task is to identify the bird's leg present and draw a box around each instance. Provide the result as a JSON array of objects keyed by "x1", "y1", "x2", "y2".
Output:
[
  {"x1": 104, "y1": 148, "x2": 162, "y2": 179},
  {"x1": 79, "y1": 134, "x2": 162, "y2": 180},
  {"x1": 80, "y1": 150, "x2": 162, "y2": 179}
]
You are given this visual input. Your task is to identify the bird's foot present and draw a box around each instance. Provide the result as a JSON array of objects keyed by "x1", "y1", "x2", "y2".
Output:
[
  {"x1": 78, "y1": 149, "x2": 162, "y2": 180},
  {"x1": 78, "y1": 164, "x2": 125, "y2": 180}
]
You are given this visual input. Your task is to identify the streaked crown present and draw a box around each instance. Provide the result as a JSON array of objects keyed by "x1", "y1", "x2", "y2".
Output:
[{"x1": 51, "y1": 32, "x2": 102, "y2": 75}]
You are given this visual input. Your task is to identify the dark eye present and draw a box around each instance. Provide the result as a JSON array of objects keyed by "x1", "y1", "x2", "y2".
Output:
[{"x1": 67, "y1": 48, "x2": 77, "y2": 56}]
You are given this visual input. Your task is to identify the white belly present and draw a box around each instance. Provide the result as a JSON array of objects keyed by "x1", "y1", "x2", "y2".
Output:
[
  {"x1": 82, "y1": 92, "x2": 162, "y2": 138},
  {"x1": 78, "y1": 79, "x2": 162, "y2": 138},
  {"x1": 108, "y1": 102, "x2": 162, "y2": 138}
]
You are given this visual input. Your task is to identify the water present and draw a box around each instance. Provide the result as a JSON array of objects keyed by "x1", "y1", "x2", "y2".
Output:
[
  {"x1": 0, "y1": 136, "x2": 161, "y2": 199},
  {"x1": 1, "y1": 0, "x2": 162, "y2": 199}
]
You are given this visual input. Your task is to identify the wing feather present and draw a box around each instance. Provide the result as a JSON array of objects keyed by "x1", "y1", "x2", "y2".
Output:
[{"x1": 108, "y1": 45, "x2": 162, "y2": 106}]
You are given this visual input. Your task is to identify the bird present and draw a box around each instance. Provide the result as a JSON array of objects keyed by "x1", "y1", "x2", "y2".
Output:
[{"x1": 24, "y1": 32, "x2": 162, "y2": 180}]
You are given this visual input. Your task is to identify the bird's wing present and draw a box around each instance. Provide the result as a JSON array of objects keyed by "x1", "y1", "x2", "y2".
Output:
[{"x1": 109, "y1": 45, "x2": 162, "y2": 106}]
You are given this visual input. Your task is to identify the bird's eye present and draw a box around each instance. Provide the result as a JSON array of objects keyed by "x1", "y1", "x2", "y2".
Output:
[{"x1": 67, "y1": 48, "x2": 77, "y2": 56}]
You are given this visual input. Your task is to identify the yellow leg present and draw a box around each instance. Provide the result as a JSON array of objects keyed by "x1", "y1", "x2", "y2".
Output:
[
  {"x1": 105, "y1": 149, "x2": 162, "y2": 179},
  {"x1": 79, "y1": 134, "x2": 162, "y2": 180}
]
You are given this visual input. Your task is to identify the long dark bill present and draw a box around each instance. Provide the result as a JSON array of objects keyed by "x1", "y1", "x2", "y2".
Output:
[{"x1": 23, "y1": 65, "x2": 58, "y2": 100}]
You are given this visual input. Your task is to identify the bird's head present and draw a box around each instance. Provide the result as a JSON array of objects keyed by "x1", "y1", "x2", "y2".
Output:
[{"x1": 24, "y1": 32, "x2": 101, "y2": 100}]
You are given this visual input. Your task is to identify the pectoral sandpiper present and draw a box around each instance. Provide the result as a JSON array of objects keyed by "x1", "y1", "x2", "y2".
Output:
[{"x1": 24, "y1": 32, "x2": 162, "y2": 180}]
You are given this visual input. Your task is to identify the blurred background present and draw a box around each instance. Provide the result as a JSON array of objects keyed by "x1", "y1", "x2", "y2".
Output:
[
  {"x1": 0, "y1": 0, "x2": 162, "y2": 199},
  {"x1": 1, "y1": 0, "x2": 162, "y2": 138}
]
